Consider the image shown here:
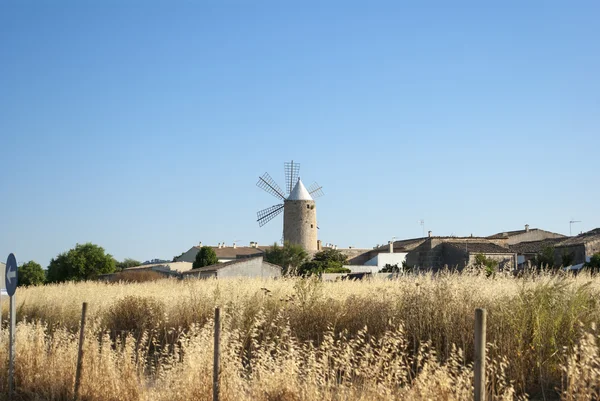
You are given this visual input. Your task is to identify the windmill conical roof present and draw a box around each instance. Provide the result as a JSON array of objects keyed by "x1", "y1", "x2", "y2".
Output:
[{"x1": 287, "y1": 178, "x2": 313, "y2": 201}]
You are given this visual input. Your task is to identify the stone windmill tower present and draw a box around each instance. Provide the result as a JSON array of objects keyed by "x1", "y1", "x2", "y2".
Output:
[{"x1": 256, "y1": 161, "x2": 324, "y2": 251}]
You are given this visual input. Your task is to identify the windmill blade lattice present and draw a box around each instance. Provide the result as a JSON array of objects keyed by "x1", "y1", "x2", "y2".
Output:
[
  {"x1": 307, "y1": 182, "x2": 324, "y2": 198},
  {"x1": 257, "y1": 172, "x2": 286, "y2": 200},
  {"x1": 284, "y1": 161, "x2": 300, "y2": 194},
  {"x1": 257, "y1": 204, "x2": 284, "y2": 227}
]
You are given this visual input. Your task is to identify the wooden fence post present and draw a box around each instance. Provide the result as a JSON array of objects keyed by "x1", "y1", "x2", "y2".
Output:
[
  {"x1": 213, "y1": 307, "x2": 221, "y2": 401},
  {"x1": 73, "y1": 302, "x2": 88, "y2": 401},
  {"x1": 474, "y1": 308, "x2": 487, "y2": 401}
]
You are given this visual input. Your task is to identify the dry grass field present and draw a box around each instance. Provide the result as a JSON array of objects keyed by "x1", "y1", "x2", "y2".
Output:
[{"x1": 1, "y1": 270, "x2": 600, "y2": 400}]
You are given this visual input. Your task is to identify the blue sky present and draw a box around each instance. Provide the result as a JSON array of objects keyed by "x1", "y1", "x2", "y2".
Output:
[{"x1": 1, "y1": 1, "x2": 598, "y2": 266}]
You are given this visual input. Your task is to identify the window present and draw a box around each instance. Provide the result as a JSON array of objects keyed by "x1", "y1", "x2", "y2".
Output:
[
  {"x1": 311, "y1": 224, "x2": 314, "y2": 228},
  {"x1": 307, "y1": 205, "x2": 310, "y2": 209}
]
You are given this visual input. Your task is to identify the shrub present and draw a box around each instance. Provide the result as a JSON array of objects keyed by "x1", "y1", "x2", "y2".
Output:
[
  {"x1": 103, "y1": 295, "x2": 166, "y2": 340},
  {"x1": 108, "y1": 269, "x2": 166, "y2": 283}
]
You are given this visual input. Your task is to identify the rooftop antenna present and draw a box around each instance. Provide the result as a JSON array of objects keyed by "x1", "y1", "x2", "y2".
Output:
[
  {"x1": 419, "y1": 219, "x2": 425, "y2": 237},
  {"x1": 569, "y1": 220, "x2": 581, "y2": 236}
]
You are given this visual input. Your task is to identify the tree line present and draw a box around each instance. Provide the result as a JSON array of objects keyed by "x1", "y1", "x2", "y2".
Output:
[{"x1": 12, "y1": 243, "x2": 140, "y2": 286}]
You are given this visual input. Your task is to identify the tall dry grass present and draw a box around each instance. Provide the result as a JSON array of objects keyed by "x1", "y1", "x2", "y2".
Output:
[{"x1": 1, "y1": 270, "x2": 599, "y2": 400}]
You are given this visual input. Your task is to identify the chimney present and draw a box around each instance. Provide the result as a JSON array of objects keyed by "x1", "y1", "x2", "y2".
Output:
[
  {"x1": 317, "y1": 240, "x2": 322, "y2": 251},
  {"x1": 428, "y1": 231, "x2": 432, "y2": 238},
  {"x1": 525, "y1": 224, "x2": 530, "y2": 232},
  {"x1": 233, "y1": 242, "x2": 237, "y2": 249},
  {"x1": 388, "y1": 240, "x2": 394, "y2": 253},
  {"x1": 198, "y1": 241, "x2": 202, "y2": 247}
]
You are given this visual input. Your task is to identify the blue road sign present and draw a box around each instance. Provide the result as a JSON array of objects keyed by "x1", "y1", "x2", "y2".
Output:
[{"x1": 5, "y1": 253, "x2": 17, "y2": 296}]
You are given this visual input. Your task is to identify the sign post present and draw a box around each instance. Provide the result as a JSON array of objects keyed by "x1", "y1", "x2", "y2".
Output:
[{"x1": 5, "y1": 253, "x2": 18, "y2": 399}]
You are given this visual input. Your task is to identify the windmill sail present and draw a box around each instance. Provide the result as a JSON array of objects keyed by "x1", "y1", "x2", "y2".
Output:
[
  {"x1": 307, "y1": 182, "x2": 324, "y2": 199},
  {"x1": 257, "y1": 172, "x2": 286, "y2": 200},
  {"x1": 257, "y1": 204, "x2": 284, "y2": 227},
  {"x1": 284, "y1": 161, "x2": 300, "y2": 194}
]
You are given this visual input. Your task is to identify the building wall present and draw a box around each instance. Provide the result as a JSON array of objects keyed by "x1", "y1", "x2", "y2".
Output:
[
  {"x1": 183, "y1": 258, "x2": 281, "y2": 279},
  {"x1": 585, "y1": 239, "x2": 600, "y2": 260},
  {"x1": 441, "y1": 243, "x2": 469, "y2": 269},
  {"x1": 336, "y1": 248, "x2": 379, "y2": 265},
  {"x1": 555, "y1": 240, "x2": 600, "y2": 266},
  {"x1": 283, "y1": 200, "x2": 318, "y2": 251},
  {"x1": 467, "y1": 253, "x2": 515, "y2": 270},
  {"x1": 364, "y1": 252, "x2": 408, "y2": 269},
  {"x1": 217, "y1": 260, "x2": 281, "y2": 278},
  {"x1": 555, "y1": 245, "x2": 586, "y2": 266}
]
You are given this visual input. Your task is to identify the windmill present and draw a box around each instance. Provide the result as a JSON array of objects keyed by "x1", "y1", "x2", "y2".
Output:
[{"x1": 256, "y1": 160, "x2": 324, "y2": 251}]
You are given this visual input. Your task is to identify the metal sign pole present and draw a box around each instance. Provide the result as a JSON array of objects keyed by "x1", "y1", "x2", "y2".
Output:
[
  {"x1": 5, "y1": 253, "x2": 18, "y2": 400},
  {"x1": 9, "y1": 293, "x2": 15, "y2": 398}
]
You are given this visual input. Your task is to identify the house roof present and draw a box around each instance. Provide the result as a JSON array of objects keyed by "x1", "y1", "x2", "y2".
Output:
[
  {"x1": 197, "y1": 246, "x2": 266, "y2": 259},
  {"x1": 181, "y1": 256, "x2": 282, "y2": 274},
  {"x1": 509, "y1": 238, "x2": 567, "y2": 254},
  {"x1": 555, "y1": 228, "x2": 600, "y2": 247},
  {"x1": 125, "y1": 261, "x2": 193, "y2": 273},
  {"x1": 287, "y1": 178, "x2": 313, "y2": 201},
  {"x1": 487, "y1": 228, "x2": 565, "y2": 239},
  {"x1": 445, "y1": 242, "x2": 514, "y2": 254}
]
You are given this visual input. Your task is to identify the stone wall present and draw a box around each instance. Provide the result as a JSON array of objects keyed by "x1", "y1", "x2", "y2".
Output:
[
  {"x1": 586, "y1": 239, "x2": 600, "y2": 261},
  {"x1": 467, "y1": 253, "x2": 515, "y2": 270}
]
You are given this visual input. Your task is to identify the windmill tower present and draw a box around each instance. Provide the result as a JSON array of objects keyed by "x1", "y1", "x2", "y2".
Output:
[{"x1": 256, "y1": 161, "x2": 324, "y2": 251}]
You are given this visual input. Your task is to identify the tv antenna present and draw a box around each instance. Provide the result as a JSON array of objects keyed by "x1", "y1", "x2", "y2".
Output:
[
  {"x1": 419, "y1": 219, "x2": 425, "y2": 237},
  {"x1": 569, "y1": 220, "x2": 581, "y2": 236}
]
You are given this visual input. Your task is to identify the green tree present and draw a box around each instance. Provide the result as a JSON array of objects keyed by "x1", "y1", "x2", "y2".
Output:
[
  {"x1": 534, "y1": 246, "x2": 556, "y2": 269},
  {"x1": 193, "y1": 246, "x2": 219, "y2": 269},
  {"x1": 264, "y1": 241, "x2": 308, "y2": 275},
  {"x1": 379, "y1": 263, "x2": 401, "y2": 273},
  {"x1": 47, "y1": 243, "x2": 116, "y2": 283},
  {"x1": 474, "y1": 253, "x2": 499, "y2": 277},
  {"x1": 561, "y1": 252, "x2": 575, "y2": 268},
  {"x1": 585, "y1": 253, "x2": 600, "y2": 272},
  {"x1": 18, "y1": 261, "x2": 46, "y2": 286},
  {"x1": 115, "y1": 258, "x2": 141, "y2": 271},
  {"x1": 297, "y1": 248, "x2": 349, "y2": 276}
]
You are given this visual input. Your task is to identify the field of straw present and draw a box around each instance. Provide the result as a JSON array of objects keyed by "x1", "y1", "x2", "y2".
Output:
[{"x1": 2, "y1": 271, "x2": 600, "y2": 400}]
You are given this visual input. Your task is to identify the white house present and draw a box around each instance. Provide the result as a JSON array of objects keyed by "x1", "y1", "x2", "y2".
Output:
[{"x1": 343, "y1": 241, "x2": 408, "y2": 273}]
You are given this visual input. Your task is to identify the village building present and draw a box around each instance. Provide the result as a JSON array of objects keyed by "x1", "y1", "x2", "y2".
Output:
[
  {"x1": 509, "y1": 238, "x2": 567, "y2": 268},
  {"x1": 181, "y1": 256, "x2": 282, "y2": 279},
  {"x1": 176, "y1": 242, "x2": 266, "y2": 263},
  {"x1": 554, "y1": 228, "x2": 600, "y2": 266}
]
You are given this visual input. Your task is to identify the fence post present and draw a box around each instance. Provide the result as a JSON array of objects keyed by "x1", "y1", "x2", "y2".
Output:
[
  {"x1": 73, "y1": 302, "x2": 88, "y2": 401},
  {"x1": 213, "y1": 307, "x2": 221, "y2": 401},
  {"x1": 474, "y1": 308, "x2": 487, "y2": 401}
]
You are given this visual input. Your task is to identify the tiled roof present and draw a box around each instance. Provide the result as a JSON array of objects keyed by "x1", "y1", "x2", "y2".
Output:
[
  {"x1": 487, "y1": 228, "x2": 566, "y2": 240},
  {"x1": 510, "y1": 238, "x2": 566, "y2": 254},
  {"x1": 556, "y1": 229, "x2": 600, "y2": 247},
  {"x1": 488, "y1": 229, "x2": 531, "y2": 239},
  {"x1": 445, "y1": 242, "x2": 514, "y2": 254},
  {"x1": 196, "y1": 246, "x2": 266, "y2": 259}
]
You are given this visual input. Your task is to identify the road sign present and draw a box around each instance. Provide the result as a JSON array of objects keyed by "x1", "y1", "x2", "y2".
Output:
[{"x1": 5, "y1": 253, "x2": 17, "y2": 296}]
